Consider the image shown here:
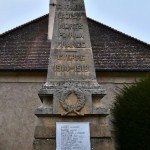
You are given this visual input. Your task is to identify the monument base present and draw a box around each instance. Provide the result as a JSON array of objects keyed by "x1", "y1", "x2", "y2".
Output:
[{"x1": 32, "y1": 114, "x2": 114, "y2": 150}]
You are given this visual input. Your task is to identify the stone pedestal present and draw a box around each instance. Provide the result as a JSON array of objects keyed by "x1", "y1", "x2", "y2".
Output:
[
  {"x1": 33, "y1": 87, "x2": 114, "y2": 149},
  {"x1": 32, "y1": 0, "x2": 114, "y2": 149},
  {"x1": 33, "y1": 115, "x2": 113, "y2": 150}
]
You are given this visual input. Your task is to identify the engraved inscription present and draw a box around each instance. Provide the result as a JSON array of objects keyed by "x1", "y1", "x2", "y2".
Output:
[
  {"x1": 54, "y1": 65, "x2": 69, "y2": 72},
  {"x1": 47, "y1": 0, "x2": 95, "y2": 79},
  {"x1": 57, "y1": 55, "x2": 85, "y2": 61},
  {"x1": 56, "y1": 122, "x2": 91, "y2": 150},
  {"x1": 57, "y1": 0, "x2": 84, "y2": 11},
  {"x1": 59, "y1": 23, "x2": 83, "y2": 30},
  {"x1": 58, "y1": 12, "x2": 83, "y2": 20},
  {"x1": 57, "y1": 41, "x2": 86, "y2": 48},
  {"x1": 56, "y1": 2, "x2": 86, "y2": 49},
  {"x1": 57, "y1": 4, "x2": 84, "y2": 11},
  {"x1": 59, "y1": 32, "x2": 84, "y2": 39},
  {"x1": 54, "y1": 65, "x2": 89, "y2": 72},
  {"x1": 74, "y1": 65, "x2": 88, "y2": 72}
]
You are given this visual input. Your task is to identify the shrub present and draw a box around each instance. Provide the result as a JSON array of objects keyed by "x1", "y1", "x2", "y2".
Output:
[{"x1": 111, "y1": 77, "x2": 150, "y2": 150}]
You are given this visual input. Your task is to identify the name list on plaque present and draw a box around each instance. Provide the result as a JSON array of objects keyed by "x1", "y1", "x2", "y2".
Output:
[{"x1": 56, "y1": 122, "x2": 91, "y2": 150}]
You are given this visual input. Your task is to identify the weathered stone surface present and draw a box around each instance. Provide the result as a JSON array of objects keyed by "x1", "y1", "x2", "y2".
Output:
[
  {"x1": 34, "y1": 116, "x2": 107, "y2": 126},
  {"x1": 33, "y1": 0, "x2": 113, "y2": 149},
  {"x1": 38, "y1": 0, "x2": 106, "y2": 118},
  {"x1": 91, "y1": 139, "x2": 114, "y2": 150},
  {"x1": 33, "y1": 139, "x2": 56, "y2": 150},
  {"x1": 33, "y1": 138, "x2": 114, "y2": 150},
  {"x1": 46, "y1": 0, "x2": 95, "y2": 82}
]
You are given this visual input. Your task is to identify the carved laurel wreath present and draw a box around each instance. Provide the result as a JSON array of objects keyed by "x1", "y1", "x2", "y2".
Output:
[{"x1": 59, "y1": 88, "x2": 86, "y2": 116}]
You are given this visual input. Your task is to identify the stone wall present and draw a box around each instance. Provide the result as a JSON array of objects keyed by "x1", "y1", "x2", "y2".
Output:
[{"x1": 0, "y1": 72, "x2": 148, "y2": 150}]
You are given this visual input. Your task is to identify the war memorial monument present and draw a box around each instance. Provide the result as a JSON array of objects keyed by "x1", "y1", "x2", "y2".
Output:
[{"x1": 33, "y1": 0, "x2": 114, "y2": 149}]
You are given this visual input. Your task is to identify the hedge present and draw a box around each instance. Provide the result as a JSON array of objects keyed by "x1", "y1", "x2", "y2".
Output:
[{"x1": 111, "y1": 77, "x2": 150, "y2": 150}]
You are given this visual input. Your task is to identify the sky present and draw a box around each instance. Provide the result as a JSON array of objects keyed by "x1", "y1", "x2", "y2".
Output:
[{"x1": 0, "y1": 0, "x2": 150, "y2": 44}]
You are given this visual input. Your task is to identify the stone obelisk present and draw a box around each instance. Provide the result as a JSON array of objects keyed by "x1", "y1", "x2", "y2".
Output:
[{"x1": 33, "y1": 0, "x2": 114, "y2": 149}]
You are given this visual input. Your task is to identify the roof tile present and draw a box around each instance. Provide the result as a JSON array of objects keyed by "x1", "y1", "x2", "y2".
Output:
[{"x1": 0, "y1": 15, "x2": 150, "y2": 71}]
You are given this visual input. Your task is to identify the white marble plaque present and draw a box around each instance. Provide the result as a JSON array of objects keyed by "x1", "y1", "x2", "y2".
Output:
[{"x1": 56, "y1": 122, "x2": 91, "y2": 150}]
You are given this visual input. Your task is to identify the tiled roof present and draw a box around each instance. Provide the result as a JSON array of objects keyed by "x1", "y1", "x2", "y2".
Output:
[{"x1": 0, "y1": 14, "x2": 150, "y2": 72}]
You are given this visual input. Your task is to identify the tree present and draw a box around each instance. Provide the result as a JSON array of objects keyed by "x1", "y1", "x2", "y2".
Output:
[{"x1": 111, "y1": 77, "x2": 150, "y2": 150}]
